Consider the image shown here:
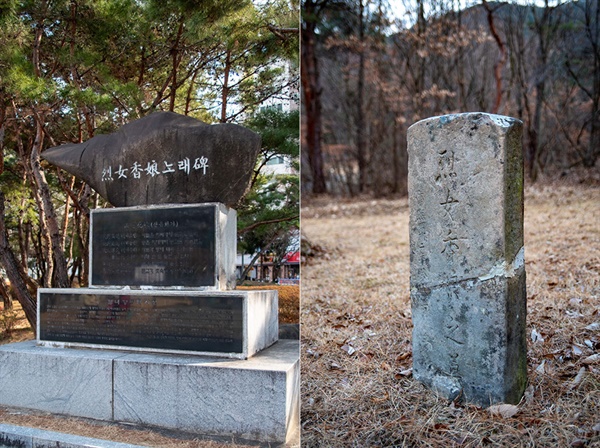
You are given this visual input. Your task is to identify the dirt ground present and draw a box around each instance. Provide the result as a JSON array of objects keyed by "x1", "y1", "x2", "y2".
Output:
[{"x1": 301, "y1": 183, "x2": 599, "y2": 447}]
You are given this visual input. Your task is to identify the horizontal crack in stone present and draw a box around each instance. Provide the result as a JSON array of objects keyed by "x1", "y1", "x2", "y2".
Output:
[{"x1": 412, "y1": 247, "x2": 525, "y2": 291}]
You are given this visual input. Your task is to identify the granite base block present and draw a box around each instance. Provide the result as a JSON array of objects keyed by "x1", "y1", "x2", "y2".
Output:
[
  {"x1": 114, "y1": 339, "x2": 300, "y2": 443},
  {"x1": 0, "y1": 340, "x2": 299, "y2": 444},
  {"x1": 0, "y1": 342, "x2": 116, "y2": 420}
]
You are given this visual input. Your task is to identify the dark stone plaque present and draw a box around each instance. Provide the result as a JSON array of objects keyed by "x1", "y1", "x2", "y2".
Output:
[
  {"x1": 39, "y1": 291, "x2": 244, "y2": 353},
  {"x1": 91, "y1": 205, "x2": 216, "y2": 287}
]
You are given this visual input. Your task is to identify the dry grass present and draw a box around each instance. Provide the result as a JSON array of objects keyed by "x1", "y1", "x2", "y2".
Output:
[
  {"x1": 300, "y1": 183, "x2": 600, "y2": 447},
  {"x1": 0, "y1": 302, "x2": 33, "y2": 344},
  {"x1": 0, "y1": 406, "x2": 262, "y2": 448}
]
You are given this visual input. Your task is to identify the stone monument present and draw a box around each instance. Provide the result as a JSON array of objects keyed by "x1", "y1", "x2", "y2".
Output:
[
  {"x1": 0, "y1": 112, "x2": 299, "y2": 444},
  {"x1": 407, "y1": 112, "x2": 527, "y2": 407}
]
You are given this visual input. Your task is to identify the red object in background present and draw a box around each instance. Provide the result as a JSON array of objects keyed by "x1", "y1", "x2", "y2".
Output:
[{"x1": 283, "y1": 252, "x2": 300, "y2": 263}]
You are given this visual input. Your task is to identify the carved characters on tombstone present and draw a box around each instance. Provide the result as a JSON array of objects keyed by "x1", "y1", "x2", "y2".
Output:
[{"x1": 408, "y1": 113, "x2": 527, "y2": 407}]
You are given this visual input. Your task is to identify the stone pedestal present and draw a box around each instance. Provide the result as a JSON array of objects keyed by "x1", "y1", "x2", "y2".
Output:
[
  {"x1": 407, "y1": 113, "x2": 527, "y2": 407},
  {"x1": 11, "y1": 114, "x2": 300, "y2": 442},
  {"x1": 38, "y1": 289, "x2": 278, "y2": 359},
  {"x1": 0, "y1": 199, "x2": 297, "y2": 443},
  {"x1": 0, "y1": 340, "x2": 299, "y2": 444}
]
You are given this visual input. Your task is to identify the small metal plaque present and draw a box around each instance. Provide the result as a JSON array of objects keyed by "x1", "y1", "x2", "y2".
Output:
[
  {"x1": 90, "y1": 205, "x2": 217, "y2": 287},
  {"x1": 39, "y1": 291, "x2": 244, "y2": 354}
]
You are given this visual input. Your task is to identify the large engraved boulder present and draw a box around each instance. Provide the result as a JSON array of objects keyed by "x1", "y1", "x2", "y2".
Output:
[{"x1": 42, "y1": 112, "x2": 261, "y2": 207}]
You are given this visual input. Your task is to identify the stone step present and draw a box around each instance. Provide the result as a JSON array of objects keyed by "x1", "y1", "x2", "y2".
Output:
[
  {"x1": 0, "y1": 422, "x2": 148, "y2": 448},
  {"x1": 0, "y1": 340, "x2": 299, "y2": 444}
]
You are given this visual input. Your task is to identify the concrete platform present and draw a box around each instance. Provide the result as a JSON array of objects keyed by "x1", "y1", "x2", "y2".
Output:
[{"x1": 0, "y1": 340, "x2": 299, "y2": 444}]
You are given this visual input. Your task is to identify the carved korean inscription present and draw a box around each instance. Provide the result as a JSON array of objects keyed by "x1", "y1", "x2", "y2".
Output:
[
  {"x1": 91, "y1": 205, "x2": 216, "y2": 287},
  {"x1": 101, "y1": 156, "x2": 209, "y2": 182},
  {"x1": 39, "y1": 292, "x2": 244, "y2": 353}
]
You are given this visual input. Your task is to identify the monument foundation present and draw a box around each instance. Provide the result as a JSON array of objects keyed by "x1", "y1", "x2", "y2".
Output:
[{"x1": 0, "y1": 339, "x2": 298, "y2": 443}]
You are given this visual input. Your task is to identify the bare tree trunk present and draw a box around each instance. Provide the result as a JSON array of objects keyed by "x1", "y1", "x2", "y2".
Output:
[
  {"x1": 220, "y1": 49, "x2": 232, "y2": 123},
  {"x1": 0, "y1": 278, "x2": 12, "y2": 311},
  {"x1": 483, "y1": 0, "x2": 507, "y2": 114},
  {"x1": 356, "y1": 0, "x2": 368, "y2": 193},
  {"x1": 586, "y1": 0, "x2": 600, "y2": 167},
  {"x1": 530, "y1": 77, "x2": 544, "y2": 181},
  {"x1": 301, "y1": 0, "x2": 326, "y2": 194},
  {"x1": 0, "y1": 192, "x2": 36, "y2": 330},
  {"x1": 588, "y1": 107, "x2": 600, "y2": 167}
]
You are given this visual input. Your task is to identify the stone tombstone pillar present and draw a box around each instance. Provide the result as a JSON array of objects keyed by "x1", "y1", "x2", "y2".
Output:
[{"x1": 407, "y1": 113, "x2": 527, "y2": 407}]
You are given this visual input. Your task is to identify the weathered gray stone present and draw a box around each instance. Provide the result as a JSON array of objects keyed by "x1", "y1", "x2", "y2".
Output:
[
  {"x1": 0, "y1": 341, "x2": 118, "y2": 419},
  {"x1": 41, "y1": 112, "x2": 261, "y2": 207},
  {"x1": 0, "y1": 340, "x2": 299, "y2": 444},
  {"x1": 407, "y1": 112, "x2": 527, "y2": 407},
  {"x1": 113, "y1": 340, "x2": 299, "y2": 444}
]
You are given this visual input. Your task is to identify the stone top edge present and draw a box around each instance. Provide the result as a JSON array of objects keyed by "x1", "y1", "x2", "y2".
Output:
[
  {"x1": 37, "y1": 288, "x2": 276, "y2": 296},
  {"x1": 91, "y1": 202, "x2": 231, "y2": 213},
  {"x1": 408, "y1": 112, "x2": 523, "y2": 132}
]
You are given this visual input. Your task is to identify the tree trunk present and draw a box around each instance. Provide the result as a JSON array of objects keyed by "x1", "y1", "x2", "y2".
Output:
[
  {"x1": 185, "y1": 68, "x2": 200, "y2": 115},
  {"x1": 169, "y1": 19, "x2": 185, "y2": 112},
  {"x1": 241, "y1": 250, "x2": 262, "y2": 281},
  {"x1": 483, "y1": 1, "x2": 507, "y2": 114},
  {"x1": 220, "y1": 49, "x2": 232, "y2": 123},
  {"x1": 586, "y1": 101, "x2": 600, "y2": 167},
  {"x1": 530, "y1": 77, "x2": 545, "y2": 181},
  {"x1": 30, "y1": 9, "x2": 70, "y2": 288},
  {"x1": 61, "y1": 176, "x2": 75, "y2": 250},
  {"x1": 528, "y1": 1, "x2": 551, "y2": 181},
  {"x1": 301, "y1": 0, "x2": 326, "y2": 194},
  {"x1": 0, "y1": 192, "x2": 36, "y2": 329},
  {"x1": 0, "y1": 278, "x2": 12, "y2": 311},
  {"x1": 356, "y1": 0, "x2": 368, "y2": 193},
  {"x1": 17, "y1": 173, "x2": 31, "y2": 271},
  {"x1": 30, "y1": 117, "x2": 70, "y2": 288},
  {"x1": 0, "y1": 105, "x2": 5, "y2": 175},
  {"x1": 585, "y1": 0, "x2": 600, "y2": 168}
]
